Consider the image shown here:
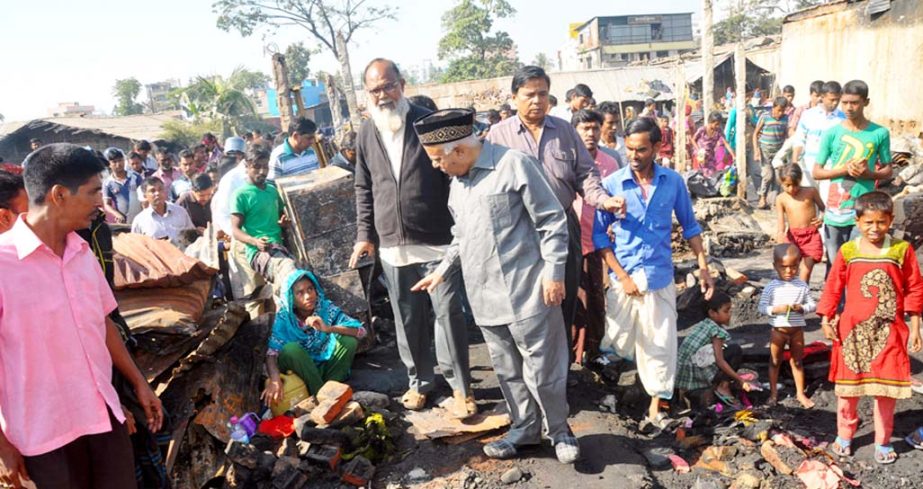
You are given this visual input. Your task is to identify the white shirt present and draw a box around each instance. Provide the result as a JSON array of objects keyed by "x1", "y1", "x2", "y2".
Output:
[
  {"x1": 131, "y1": 202, "x2": 195, "y2": 244},
  {"x1": 550, "y1": 106, "x2": 573, "y2": 122},
  {"x1": 211, "y1": 163, "x2": 249, "y2": 234},
  {"x1": 380, "y1": 127, "x2": 405, "y2": 181},
  {"x1": 375, "y1": 125, "x2": 446, "y2": 267}
]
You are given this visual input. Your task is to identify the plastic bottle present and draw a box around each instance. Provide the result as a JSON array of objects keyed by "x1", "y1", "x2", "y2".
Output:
[{"x1": 228, "y1": 416, "x2": 250, "y2": 444}]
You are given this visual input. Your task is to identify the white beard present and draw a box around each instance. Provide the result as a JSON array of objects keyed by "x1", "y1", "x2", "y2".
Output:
[{"x1": 369, "y1": 96, "x2": 409, "y2": 134}]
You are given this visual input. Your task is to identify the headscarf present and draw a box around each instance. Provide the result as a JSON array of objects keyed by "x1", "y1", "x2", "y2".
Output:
[{"x1": 267, "y1": 269, "x2": 361, "y2": 362}]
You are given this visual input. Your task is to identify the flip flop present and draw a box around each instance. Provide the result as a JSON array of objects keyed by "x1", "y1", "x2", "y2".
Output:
[
  {"x1": 714, "y1": 389, "x2": 743, "y2": 410},
  {"x1": 830, "y1": 436, "x2": 851, "y2": 457},
  {"x1": 905, "y1": 427, "x2": 923, "y2": 450},
  {"x1": 874, "y1": 444, "x2": 897, "y2": 465}
]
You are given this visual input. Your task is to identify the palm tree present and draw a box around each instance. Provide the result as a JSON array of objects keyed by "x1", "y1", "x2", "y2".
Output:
[{"x1": 178, "y1": 66, "x2": 263, "y2": 135}]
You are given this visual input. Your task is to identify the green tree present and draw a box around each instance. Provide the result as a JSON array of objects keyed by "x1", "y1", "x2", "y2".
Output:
[
  {"x1": 438, "y1": 0, "x2": 520, "y2": 83},
  {"x1": 285, "y1": 42, "x2": 317, "y2": 86},
  {"x1": 713, "y1": 0, "x2": 823, "y2": 44},
  {"x1": 176, "y1": 66, "x2": 259, "y2": 136},
  {"x1": 532, "y1": 52, "x2": 551, "y2": 71},
  {"x1": 228, "y1": 68, "x2": 271, "y2": 91},
  {"x1": 112, "y1": 78, "x2": 144, "y2": 116},
  {"x1": 214, "y1": 0, "x2": 397, "y2": 128}
]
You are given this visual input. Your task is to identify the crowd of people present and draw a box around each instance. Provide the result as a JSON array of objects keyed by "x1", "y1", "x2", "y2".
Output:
[{"x1": 0, "y1": 56, "x2": 922, "y2": 489}]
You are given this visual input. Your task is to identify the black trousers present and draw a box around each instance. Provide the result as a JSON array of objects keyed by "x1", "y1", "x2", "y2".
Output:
[
  {"x1": 562, "y1": 210, "x2": 582, "y2": 362},
  {"x1": 24, "y1": 408, "x2": 136, "y2": 489}
]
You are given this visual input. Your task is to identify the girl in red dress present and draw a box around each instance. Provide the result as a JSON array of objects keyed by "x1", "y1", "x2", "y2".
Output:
[{"x1": 817, "y1": 191, "x2": 923, "y2": 464}]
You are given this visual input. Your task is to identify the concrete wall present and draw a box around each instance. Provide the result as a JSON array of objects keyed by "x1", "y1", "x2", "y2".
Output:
[{"x1": 780, "y1": 0, "x2": 923, "y2": 137}]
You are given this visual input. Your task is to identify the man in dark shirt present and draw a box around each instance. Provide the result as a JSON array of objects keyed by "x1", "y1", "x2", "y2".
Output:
[
  {"x1": 486, "y1": 65, "x2": 621, "y2": 361},
  {"x1": 175, "y1": 173, "x2": 215, "y2": 232}
]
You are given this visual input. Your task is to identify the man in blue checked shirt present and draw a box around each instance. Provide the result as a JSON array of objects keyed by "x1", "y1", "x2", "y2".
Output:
[{"x1": 593, "y1": 117, "x2": 715, "y2": 432}]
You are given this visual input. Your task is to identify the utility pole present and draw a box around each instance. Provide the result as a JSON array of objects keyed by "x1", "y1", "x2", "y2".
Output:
[
  {"x1": 271, "y1": 53, "x2": 295, "y2": 131},
  {"x1": 323, "y1": 72, "x2": 343, "y2": 134},
  {"x1": 674, "y1": 63, "x2": 688, "y2": 172},
  {"x1": 702, "y1": 0, "x2": 714, "y2": 115},
  {"x1": 735, "y1": 43, "x2": 747, "y2": 200}
]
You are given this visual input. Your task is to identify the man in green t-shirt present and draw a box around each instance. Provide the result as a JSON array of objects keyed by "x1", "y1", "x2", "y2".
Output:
[
  {"x1": 812, "y1": 79, "x2": 892, "y2": 275},
  {"x1": 230, "y1": 144, "x2": 296, "y2": 295}
]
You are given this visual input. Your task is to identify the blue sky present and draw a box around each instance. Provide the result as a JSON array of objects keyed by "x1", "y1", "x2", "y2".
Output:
[{"x1": 1, "y1": 0, "x2": 700, "y2": 121}]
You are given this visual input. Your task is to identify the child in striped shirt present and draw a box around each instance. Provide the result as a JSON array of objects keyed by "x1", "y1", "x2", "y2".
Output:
[
  {"x1": 759, "y1": 243, "x2": 817, "y2": 408},
  {"x1": 753, "y1": 97, "x2": 790, "y2": 209}
]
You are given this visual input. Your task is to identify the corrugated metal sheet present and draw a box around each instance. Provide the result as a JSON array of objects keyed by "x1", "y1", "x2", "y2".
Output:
[
  {"x1": 0, "y1": 111, "x2": 183, "y2": 141},
  {"x1": 867, "y1": 0, "x2": 892, "y2": 15}
]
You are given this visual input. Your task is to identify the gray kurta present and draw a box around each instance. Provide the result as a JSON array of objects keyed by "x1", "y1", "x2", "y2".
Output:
[{"x1": 435, "y1": 141, "x2": 569, "y2": 326}]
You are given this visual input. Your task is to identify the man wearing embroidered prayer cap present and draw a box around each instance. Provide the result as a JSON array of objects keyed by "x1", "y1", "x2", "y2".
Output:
[{"x1": 410, "y1": 108, "x2": 580, "y2": 464}]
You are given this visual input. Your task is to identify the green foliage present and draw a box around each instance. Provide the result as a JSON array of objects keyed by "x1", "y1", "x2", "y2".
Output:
[
  {"x1": 160, "y1": 119, "x2": 223, "y2": 148},
  {"x1": 112, "y1": 78, "x2": 144, "y2": 116},
  {"x1": 713, "y1": 0, "x2": 823, "y2": 45},
  {"x1": 173, "y1": 66, "x2": 264, "y2": 136},
  {"x1": 532, "y1": 53, "x2": 551, "y2": 70},
  {"x1": 437, "y1": 0, "x2": 521, "y2": 83},
  {"x1": 285, "y1": 42, "x2": 317, "y2": 86}
]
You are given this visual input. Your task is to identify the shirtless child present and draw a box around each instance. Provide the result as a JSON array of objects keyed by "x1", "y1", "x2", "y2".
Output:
[{"x1": 775, "y1": 164, "x2": 825, "y2": 282}]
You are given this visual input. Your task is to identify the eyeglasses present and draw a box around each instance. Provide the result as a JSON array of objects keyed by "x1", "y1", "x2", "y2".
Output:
[{"x1": 367, "y1": 81, "x2": 400, "y2": 97}]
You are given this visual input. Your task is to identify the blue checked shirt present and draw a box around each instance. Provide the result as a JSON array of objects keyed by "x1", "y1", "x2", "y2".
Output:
[{"x1": 593, "y1": 164, "x2": 702, "y2": 291}]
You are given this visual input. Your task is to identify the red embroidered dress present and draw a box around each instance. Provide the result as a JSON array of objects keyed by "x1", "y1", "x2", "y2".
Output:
[{"x1": 817, "y1": 237, "x2": 923, "y2": 398}]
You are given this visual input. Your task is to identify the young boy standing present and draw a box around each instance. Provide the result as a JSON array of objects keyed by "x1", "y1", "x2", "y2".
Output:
[
  {"x1": 657, "y1": 115, "x2": 675, "y2": 169},
  {"x1": 775, "y1": 164, "x2": 825, "y2": 282},
  {"x1": 170, "y1": 149, "x2": 199, "y2": 201},
  {"x1": 818, "y1": 191, "x2": 923, "y2": 464},
  {"x1": 753, "y1": 97, "x2": 789, "y2": 209},
  {"x1": 813, "y1": 80, "x2": 893, "y2": 275},
  {"x1": 230, "y1": 144, "x2": 296, "y2": 295},
  {"x1": 759, "y1": 243, "x2": 817, "y2": 408},
  {"x1": 102, "y1": 148, "x2": 142, "y2": 224}
]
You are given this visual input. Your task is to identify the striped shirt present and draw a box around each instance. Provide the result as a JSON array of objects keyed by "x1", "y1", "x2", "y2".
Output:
[
  {"x1": 758, "y1": 278, "x2": 816, "y2": 327},
  {"x1": 268, "y1": 139, "x2": 320, "y2": 179},
  {"x1": 757, "y1": 113, "x2": 788, "y2": 154}
]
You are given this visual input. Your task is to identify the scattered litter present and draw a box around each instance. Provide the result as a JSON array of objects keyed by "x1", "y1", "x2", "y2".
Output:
[
  {"x1": 642, "y1": 447, "x2": 674, "y2": 469},
  {"x1": 795, "y1": 459, "x2": 861, "y2": 489},
  {"x1": 668, "y1": 454, "x2": 691, "y2": 473}
]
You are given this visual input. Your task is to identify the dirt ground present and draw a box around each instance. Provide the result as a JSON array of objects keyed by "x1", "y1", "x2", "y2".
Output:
[{"x1": 344, "y1": 239, "x2": 923, "y2": 489}]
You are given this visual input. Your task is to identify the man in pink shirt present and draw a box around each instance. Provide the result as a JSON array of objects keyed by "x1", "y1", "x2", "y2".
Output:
[
  {"x1": 571, "y1": 109, "x2": 622, "y2": 363},
  {"x1": 0, "y1": 144, "x2": 162, "y2": 489}
]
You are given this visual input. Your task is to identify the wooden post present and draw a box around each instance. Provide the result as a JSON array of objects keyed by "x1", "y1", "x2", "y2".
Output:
[
  {"x1": 674, "y1": 62, "x2": 687, "y2": 172},
  {"x1": 271, "y1": 53, "x2": 295, "y2": 132},
  {"x1": 323, "y1": 72, "x2": 343, "y2": 134},
  {"x1": 735, "y1": 43, "x2": 747, "y2": 200},
  {"x1": 335, "y1": 32, "x2": 361, "y2": 130},
  {"x1": 702, "y1": 0, "x2": 714, "y2": 114},
  {"x1": 292, "y1": 86, "x2": 307, "y2": 118}
]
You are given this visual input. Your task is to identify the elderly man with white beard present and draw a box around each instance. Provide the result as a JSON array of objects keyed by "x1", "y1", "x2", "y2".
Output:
[{"x1": 349, "y1": 58, "x2": 475, "y2": 418}]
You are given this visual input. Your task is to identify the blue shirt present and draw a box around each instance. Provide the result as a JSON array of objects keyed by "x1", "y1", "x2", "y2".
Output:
[
  {"x1": 592, "y1": 164, "x2": 702, "y2": 291},
  {"x1": 268, "y1": 139, "x2": 320, "y2": 179}
]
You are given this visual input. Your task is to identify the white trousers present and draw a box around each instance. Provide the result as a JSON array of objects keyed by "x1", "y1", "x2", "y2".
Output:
[{"x1": 601, "y1": 282, "x2": 678, "y2": 400}]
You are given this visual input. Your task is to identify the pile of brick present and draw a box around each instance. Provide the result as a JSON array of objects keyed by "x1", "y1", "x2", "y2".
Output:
[{"x1": 222, "y1": 381, "x2": 396, "y2": 488}]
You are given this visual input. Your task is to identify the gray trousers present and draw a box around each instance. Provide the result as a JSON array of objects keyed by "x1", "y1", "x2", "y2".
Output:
[
  {"x1": 380, "y1": 260, "x2": 470, "y2": 395},
  {"x1": 480, "y1": 307, "x2": 571, "y2": 445}
]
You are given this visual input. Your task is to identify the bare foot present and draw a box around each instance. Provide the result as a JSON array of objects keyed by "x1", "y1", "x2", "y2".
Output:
[
  {"x1": 797, "y1": 394, "x2": 815, "y2": 409},
  {"x1": 767, "y1": 395, "x2": 778, "y2": 407}
]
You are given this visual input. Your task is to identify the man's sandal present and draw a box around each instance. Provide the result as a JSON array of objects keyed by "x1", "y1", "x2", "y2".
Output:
[
  {"x1": 830, "y1": 436, "x2": 852, "y2": 457},
  {"x1": 401, "y1": 389, "x2": 427, "y2": 411},
  {"x1": 875, "y1": 444, "x2": 897, "y2": 464}
]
